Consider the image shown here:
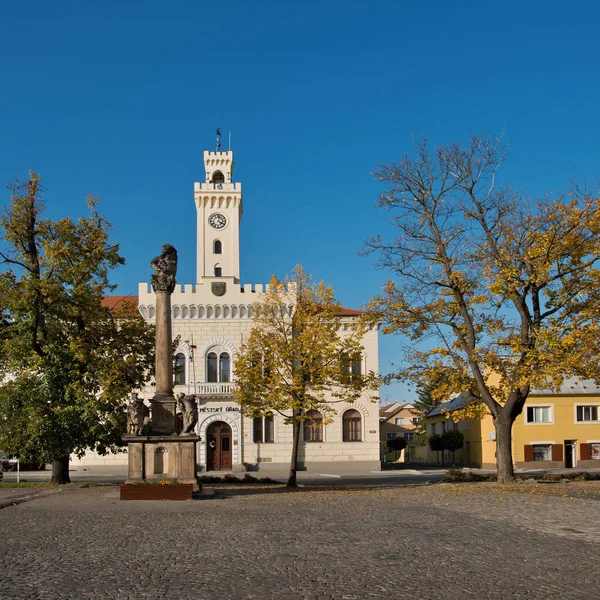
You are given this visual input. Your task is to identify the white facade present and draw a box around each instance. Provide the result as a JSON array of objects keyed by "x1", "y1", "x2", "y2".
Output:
[{"x1": 72, "y1": 146, "x2": 380, "y2": 474}]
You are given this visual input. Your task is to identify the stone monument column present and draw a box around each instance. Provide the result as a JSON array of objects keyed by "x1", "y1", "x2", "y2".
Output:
[
  {"x1": 123, "y1": 243, "x2": 200, "y2": 494},
  {"x1": 150, "y1": 244, "x2": 179, "y2": 435}
]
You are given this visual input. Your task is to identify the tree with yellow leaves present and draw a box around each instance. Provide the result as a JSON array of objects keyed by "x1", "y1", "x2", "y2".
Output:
[
  {"x1": 234, "y1": 266, "x2": 379, "y2": 488},
  {"x1": 365, "y1": 134, "x2": 600, "y2": 483}
]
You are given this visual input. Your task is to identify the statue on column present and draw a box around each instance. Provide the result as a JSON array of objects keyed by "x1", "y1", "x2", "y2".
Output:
[
  {"x1": 177, "y1": 393, "x2": 198, "y2": 435},
  {"x1": 151, "y1": 244, "x2": 178, "y2": 293}
]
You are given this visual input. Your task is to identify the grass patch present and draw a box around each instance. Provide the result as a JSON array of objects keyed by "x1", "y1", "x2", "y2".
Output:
[
  {"x1": 442, "y1": 468, "x2": 600, "y2": 484},
  {"x1": 443, "y1": 469, "x2": 495, "y2": 483}
]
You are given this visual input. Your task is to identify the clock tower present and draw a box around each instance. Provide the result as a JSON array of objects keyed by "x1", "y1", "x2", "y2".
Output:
[{"x1": 194, "y1": 149, "x2": 242, "y2": 284}]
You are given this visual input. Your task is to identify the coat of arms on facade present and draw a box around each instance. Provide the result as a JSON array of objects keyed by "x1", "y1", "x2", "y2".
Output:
[{"x1": 212, "y1": 282, "x2": 226, "y2": 296}]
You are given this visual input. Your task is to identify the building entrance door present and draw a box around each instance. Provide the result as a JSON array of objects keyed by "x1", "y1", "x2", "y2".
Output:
[
  {"x1": 206, "y1": 422, "x2": 232, "y2": 471},
  {"x1": 564, "y1": 440, "x2": 576, "y2": 469}
]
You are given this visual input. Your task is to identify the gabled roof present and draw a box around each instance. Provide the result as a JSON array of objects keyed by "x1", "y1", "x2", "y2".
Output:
[
  {"x1": 379, "y1": 402, "x2": 415, "y2": 420},
  {"x1": 531, "y1": 377, "x2": 600, "y2": 395},
  {"x1": 427, "y1": 392, "x2": 474, "y2": 417}
]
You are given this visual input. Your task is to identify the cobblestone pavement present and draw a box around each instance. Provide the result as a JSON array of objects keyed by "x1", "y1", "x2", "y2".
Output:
[{"x1": 1, "y1": 482, "x2": 599, "y2": 600}]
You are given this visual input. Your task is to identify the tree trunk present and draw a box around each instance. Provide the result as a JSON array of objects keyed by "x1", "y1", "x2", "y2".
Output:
[
  {"x1": 287, "y1": 410, "x2": 302, "y2": 488},
  {"x1": 494, "y1": 414, "x2": 515, "y2": 484},
  {"x1": 51, "y1": 455, "x2": 71, "y2": 484}
]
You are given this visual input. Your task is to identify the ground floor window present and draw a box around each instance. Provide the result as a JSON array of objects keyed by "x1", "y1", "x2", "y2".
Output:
[
  {"x1": 343, "y1": 409, "x2": 362, "y2": 442},
  {"x1": 533, "y1": 444, "x2": 552, "y2": 461},
  {"x1": 591, "y1": 443, "x2": 600, "y2": 460},
  {"x1": 386, "y1": 432, "x2": 397, "y2": 440},
  {"x1": 303, "y1": 410, "x2": 323, "y2": 442},
  {"x1": 253, "y1": 414, "x2": 274, "y2": 443},
  {"x1": 404, "y1": 432, "x2": 415, "y2": 440}
]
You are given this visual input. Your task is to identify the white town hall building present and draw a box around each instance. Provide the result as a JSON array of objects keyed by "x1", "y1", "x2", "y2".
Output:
[{"x1": 73, "y1": 146, "x2": 381, "y2": 474}]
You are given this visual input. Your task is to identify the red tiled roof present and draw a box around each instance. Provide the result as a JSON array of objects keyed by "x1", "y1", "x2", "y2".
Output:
[{"x1": 102, "y1": 295, "x2": 137, "y2": 310}]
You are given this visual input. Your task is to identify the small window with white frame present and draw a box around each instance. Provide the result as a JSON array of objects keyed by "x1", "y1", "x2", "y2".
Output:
[
  {"x1": 576, "y1": 405, "x2": 600, "y2": 422},
  {"x1": 526, "y1": 405, "x2": 553, "y2": 424},
  {"x1": 394, "y1": 417, "x2": 405, "y2": 425},
  {"x1": 404, "y1": 432, "x2": 415, "y2": 440},
  {"x1": 386, "y1": 432, "x2": 397, "y2": 440}
]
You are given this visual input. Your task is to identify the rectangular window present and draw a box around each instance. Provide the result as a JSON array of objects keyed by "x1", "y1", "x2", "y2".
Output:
[
  {"x1": 264, "y1": 415, "x2": 274, "y2": 443},
  {"x1": 526, "y1": 406, "x2": 552, "y2": 423},
  {"x1": 341, "y1": 354, "x2": 361, "y2": 382},
  {"x1": 591, "y1": 443, "x2": 600, "y2": 460},
  {"x1": 533, "y1": 444, "x2": 552, "y2": 461},
  {"x1": 576, "y1": 405, "x2": 599, "y2": 422},
  {"x1": 386, "y1": 432, "x2": 397, "y2": 440},
  {"x1": 404, "y1": 432, "x2": 414, "y2": 440},
  {"x1": 394, "y1": 418, "x2": 405, "y2": 425},
  {"x1": 253, "y1": 415, "x2": 274, "y2": 443},
  {"x1": 252, "y1": 417, "x2": 263, "y2": 443}
]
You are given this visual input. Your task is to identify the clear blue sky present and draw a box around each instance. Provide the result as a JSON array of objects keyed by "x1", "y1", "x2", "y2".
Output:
[{"x1": 1, "y1": 0, "x2": 599, "y2": 402}]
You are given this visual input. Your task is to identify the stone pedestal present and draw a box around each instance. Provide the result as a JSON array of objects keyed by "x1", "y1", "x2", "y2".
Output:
[{"x1": 124, "y1": 435, "x2": 201, "y2": 491}]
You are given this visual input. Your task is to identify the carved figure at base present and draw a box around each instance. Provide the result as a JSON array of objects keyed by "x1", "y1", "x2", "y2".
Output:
[
  {"x1": 127, "y1": 393, "x2": 150, "y2": 436},
  {"x1": 177, "y1": 393, "x2": 198, "y2": 435}
]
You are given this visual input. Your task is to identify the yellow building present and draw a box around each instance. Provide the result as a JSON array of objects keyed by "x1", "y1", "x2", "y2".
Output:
[
  {"x1": 513, "y1": 379, "x2": 600, "y2": 469},
  {"x1": 422, "y1": 380, "x2": 600, "y2": 469},
  {"x1": 424, "y1": 393, "x2": 497, "y2": 468},
  {"x1": 379, "y1": 402, "x2": 421, "y2": 462}
]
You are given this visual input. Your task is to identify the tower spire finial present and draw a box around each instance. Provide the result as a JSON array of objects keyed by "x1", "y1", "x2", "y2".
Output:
[{"x1": 216, "y1": 127, "x2": 221, "y2": 152}]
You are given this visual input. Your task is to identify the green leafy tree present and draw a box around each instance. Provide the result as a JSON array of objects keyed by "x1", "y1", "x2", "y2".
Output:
[
  {"x1": 366, "y1": 134, "x2": 600, "y2": 483},
  {"x1": 386, "y1": 436, "x2": 407, "y2": 453},
  {"x1": 0, "y1": 173, "x2": 155, "y2": 483},
  {"x1": 234, "y1": 266, "x2": 380, "y2": 488},
  {"x1": 412, "y1": 382, "x2": 442, "y2": 442},
  {"x1": 440, "y1": 430, "x2": 464, "y2": 463},
  {"x1": 428, "y1": 433, "x2": 444, "y2": 464}
]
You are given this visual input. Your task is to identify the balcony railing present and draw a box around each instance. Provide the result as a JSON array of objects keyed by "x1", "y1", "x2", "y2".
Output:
[{"x1": 191, "y1": 382, "x2": 237, "y2": 396}]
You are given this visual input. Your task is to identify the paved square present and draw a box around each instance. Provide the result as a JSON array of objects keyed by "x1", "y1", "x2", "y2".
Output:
[{"x1": 1, "y1": 482, "x2": 599, "y2": 599}]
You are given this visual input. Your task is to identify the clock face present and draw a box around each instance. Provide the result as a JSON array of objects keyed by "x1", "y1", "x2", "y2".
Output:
[{"x1": 209, "y1": 213, "x2": 227, "y2": 229}]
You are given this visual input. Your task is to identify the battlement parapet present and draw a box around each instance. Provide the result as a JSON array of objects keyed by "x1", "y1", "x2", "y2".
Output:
[
  {"x1": 204, "y1": 150, "x2": 233, "y2": 160},
  {"x1": 137, "y1": 280, "x2": 297, "y2": 320}
]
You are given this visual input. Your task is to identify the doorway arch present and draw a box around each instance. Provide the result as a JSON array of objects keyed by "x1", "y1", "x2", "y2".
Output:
[{"x1": 206, "y1": 421, "x2": 232, "y2": 471}]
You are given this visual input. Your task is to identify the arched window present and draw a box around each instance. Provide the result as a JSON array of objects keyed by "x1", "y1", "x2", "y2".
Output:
[
  {"x1": 304, "y1": 410, "x2": 323, "y2": 442},
  {"x1": 219, "y1": 353, "x2": 230, "y2": 382},
  {"x1": 174, "y1": 353, "x2": 186, "y2": 385},
  {"x1": 214, "y1": 240, "x2": 222, "y2": 254},
  {"x1": 207, "y1": 352, "x2": 218, "y2": 382},
  {"x1": 212, "y1": 170, "x2": 225, "y2": 185},
  {"x1": 343, "y1": 409, "x2": 362, "y2": 442},
  {"x1": 207, "y1": 351, "x2": 230, "y2": 382}
]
